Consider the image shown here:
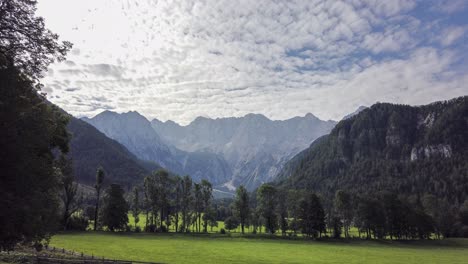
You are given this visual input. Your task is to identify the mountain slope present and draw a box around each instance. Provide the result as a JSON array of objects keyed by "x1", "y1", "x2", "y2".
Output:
[
  {"x1": 67, "y1": 117, "x2": 160, "y2": 189},
  {"x1": 83, "y1": 111, "x2": 231, "y2": 185},
  {"x1": 277, "y1": 96, "x2": 468, "y2": 204},
  {"x1": 152, "y1": 113, "x2": 337, "y2": 190}
]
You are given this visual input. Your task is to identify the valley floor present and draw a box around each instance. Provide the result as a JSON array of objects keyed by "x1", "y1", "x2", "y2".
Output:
[{"x1": 50, "y1": 232, "x2": 468, "y2": 264}]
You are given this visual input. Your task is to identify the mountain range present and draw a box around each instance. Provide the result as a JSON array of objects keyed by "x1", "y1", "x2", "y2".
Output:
[
  {"x1": 82, "y1": 111, "x2": 336, "y2": 190},
  {"x1": 82, "y1": 111, "x2": 231, "y2": 186},
  {"x1": 151, "y1": 113, "x2": 336, "y2": 190}
]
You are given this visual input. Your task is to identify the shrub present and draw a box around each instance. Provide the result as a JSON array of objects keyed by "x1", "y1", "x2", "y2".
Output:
[
  {"x1": 158, "y1": 226, "x2": 168, "y2": 233},
  {"x1": 145, "y1": 224, "x2": 156, "y2": 232},
  {"x1": 67, "y1": 215, "x2": 89, "y2": 231},
  {"x1": 224, "y1": 216, "x2": 240, "y2": 232},
  {"x1": 220, "y1": 228, "x2": 226, "y2": 234}
]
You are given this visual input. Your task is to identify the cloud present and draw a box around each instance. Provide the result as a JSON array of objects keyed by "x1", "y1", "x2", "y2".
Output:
[
  {"x1": 438, "y1": 26, "x2": 465, "y2": 47},
  {"x1": 431, "y1": 0, "x2": 467, "y2": 14},
  {"x1": 37, "y1": 0, "x2": 468, "y2": 124}
]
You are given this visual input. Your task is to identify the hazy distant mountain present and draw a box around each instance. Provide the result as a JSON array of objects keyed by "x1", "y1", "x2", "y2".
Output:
[
  {"x1": 341, "y1": 105, "x2": 367, "y2": 120},
  {"x1": 67, "y1": 116, "x2": 160, "y2": 189},
  {"x1": 276, "y1": 96, "x2": 468, "y2": 204},
  {"x1": 83, "y1": 111, "x2": 230, "y2": 185},
  {"x1": 152, "y1": 113, "x2": 337, "y2": 190}
]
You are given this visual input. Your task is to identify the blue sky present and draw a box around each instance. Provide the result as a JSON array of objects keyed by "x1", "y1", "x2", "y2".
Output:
[{"x1": 37, "y1": 0, "x2": 468, "y2": 124}]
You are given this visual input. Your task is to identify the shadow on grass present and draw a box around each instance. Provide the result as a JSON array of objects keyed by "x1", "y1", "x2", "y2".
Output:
[{"x1": 57, "y1": 230, "x2": 468, "y2": 249}]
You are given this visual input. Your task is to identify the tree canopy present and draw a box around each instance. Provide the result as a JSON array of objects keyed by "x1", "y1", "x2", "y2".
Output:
[
  {"x1": 101, "y1": 184, "x2": 129, "y2": 231},
  {"x1": 0, "y1": 0, "x2": 72, "y2": 83},
  {"x1": 0, "y1": 64, "x2": 70, "y2": 250}
]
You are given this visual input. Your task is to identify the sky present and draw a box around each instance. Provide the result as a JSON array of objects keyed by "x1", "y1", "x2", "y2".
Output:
[{"x1": 37, "y1": 0, "x2": 468, "y2": 124}]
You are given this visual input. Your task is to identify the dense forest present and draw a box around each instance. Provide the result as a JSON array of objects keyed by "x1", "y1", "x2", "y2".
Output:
[{"x1": 277, "y1": 97, "x2": 468, "y2": 237}]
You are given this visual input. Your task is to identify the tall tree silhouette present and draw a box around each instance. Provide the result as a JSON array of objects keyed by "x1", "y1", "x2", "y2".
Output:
[
  {"x1": 94, "y1": 167, "x2": 105, "y2": 231},
  {"x1": 234, "y1": 185, "x2": 250, "y2": 234}
]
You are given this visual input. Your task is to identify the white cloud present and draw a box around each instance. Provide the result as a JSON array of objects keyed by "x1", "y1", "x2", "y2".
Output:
[
  {"x1": 439, "y1": 26, "x2": 465, "y2": 47},
  {"x1": 431, "y1": 0, "x2": 467, "y2": 14},
  {"x1": 37, "y1": 0, "x2": 468, "y2": 124}
]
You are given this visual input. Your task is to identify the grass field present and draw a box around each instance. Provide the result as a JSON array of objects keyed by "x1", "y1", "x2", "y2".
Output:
[{"x1": 50, "y1": 232, "x2": 468, "y2": 264}]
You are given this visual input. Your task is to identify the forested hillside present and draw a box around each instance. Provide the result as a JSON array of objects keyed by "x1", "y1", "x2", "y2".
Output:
[
  {"x1": 278, "y1": 96, "x2": 468, "y2": 205},
  {"x1": 67, "y1": 117, "x2": 160, "y2": 189}
]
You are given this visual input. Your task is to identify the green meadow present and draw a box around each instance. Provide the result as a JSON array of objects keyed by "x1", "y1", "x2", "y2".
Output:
[{"x1": 50, "y1": 232, "x2": 468, "y2": 264}]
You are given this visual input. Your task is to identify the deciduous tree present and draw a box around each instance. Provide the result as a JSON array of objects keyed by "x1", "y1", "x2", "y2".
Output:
[
  {"x1": 101, "y1": 184, "x2": 129, "y2": 231},
  {"x1": 201, "y1": 180, "x2": 213, "y2": 233},
  {"x1": 0, "y1": 0, "x2": 72, "y2": 83},
  {"x1": 131, "y1": 186, "x2": 141, "y2": 230},
  {"x1": 56, "y1": 155, "x2": 80, "y2": 230},
  {"x1": 299, "y1": 192, "x2": 325, "y2": 238},
  {"x1": 257, "y1": 184, "x2": 278, "y2": 234},
  {"x1": 234, "y1": 186, "x2": 250, "y2": 234}
]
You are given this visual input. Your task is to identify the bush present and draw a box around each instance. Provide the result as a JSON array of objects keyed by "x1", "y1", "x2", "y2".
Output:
[
  {"x1": 134, "y1": 226, "x2": 141, "y2": 233},
  {"x1": 224, "y1": 216, "x2": 240, "y2": 231},
  {"x1": 157, "y1": 225, "x2": 168, "y2": 233},
  {"x1": 67, "y1": 215, "x2": 89, "y2": 231},
  {"x1": 145, "y1": 224, "x2": 156, "y2": 232},
  {"x1": 220, "y1": 228, "x2": 226, "y2": 234}
]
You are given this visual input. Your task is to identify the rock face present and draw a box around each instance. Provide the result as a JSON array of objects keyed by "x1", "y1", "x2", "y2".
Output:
[
  {"x1": 277, "y1": 96, "x2": 468, "y2": 203},
  {"x1": 410, "y1": 144, "x2": 452, "y2": 161},
  {"x1": 152, "y1": 113, "x2": 336, "y2": 190},
  {"x1": 83, "y1": 111, "x2": 230, "y2": 185}
]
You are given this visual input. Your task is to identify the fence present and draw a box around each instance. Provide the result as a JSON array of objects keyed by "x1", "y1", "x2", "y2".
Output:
[{"x1": 37, "y1": 246, "x2": 163, "y2": 264}]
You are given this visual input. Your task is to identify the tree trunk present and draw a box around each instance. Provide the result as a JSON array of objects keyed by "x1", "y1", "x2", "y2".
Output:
[
  {"x1": 160, "y1": 208, "x2": 164, "y2": 231},
  {"x1": 145, "y1": 210, "x2": 149, "y2": 231},
  {"x1": 93, "y1": 189, "x2": 100, "y2": 231},
  {"x1": 198, "y1": 213, "x2": 201, "y2": 233}
]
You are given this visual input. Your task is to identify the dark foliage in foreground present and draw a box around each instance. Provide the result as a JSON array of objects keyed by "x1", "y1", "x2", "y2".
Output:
[{"x1": 0, "y1": 64, "x2": 69, "y2": 250}]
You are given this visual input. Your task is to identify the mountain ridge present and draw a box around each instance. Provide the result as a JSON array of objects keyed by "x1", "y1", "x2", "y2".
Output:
[
  {"x1": 150, "y1": 112, "x2": 337, "y2": 190},
  {"x1": 83, "y1": 111, "x2": 232, "y2": 185},
  {"x1": 276, "y1": 96, "x2": 468, "y2": 205}
]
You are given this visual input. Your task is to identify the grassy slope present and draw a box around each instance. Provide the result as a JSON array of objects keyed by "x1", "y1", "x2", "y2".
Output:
[{"x1": 50, "y1": 232, "x2": 468, "y2": 264}]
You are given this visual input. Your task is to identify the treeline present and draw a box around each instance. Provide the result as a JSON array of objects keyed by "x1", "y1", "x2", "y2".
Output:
[
  {"x1": 140, "y1": 171, "x2": 215, "y2": 233},
  {"x1": 219, "y1": 185, "x2": 468, "y2": 239},
  {"x1": 62, "y1": 168, "x2": 218, "y2": 234},
  {"x1": 68, "y1": 168, "x2": 468, "y2": 240},
  {"x1": 330, "y1": 190, "x2": 468, "y2": 239}
]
